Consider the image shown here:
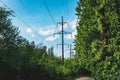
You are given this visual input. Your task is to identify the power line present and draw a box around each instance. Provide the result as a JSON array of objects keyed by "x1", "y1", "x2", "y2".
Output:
[
  {"x1": 65, "y1": 0, "x2": 70, "y2": 20},
  {"x1": 0, "y1": 0, "x2": 47, "y2": 44},
  {"x1": 0, "y1": 0, "x2": 69, "y2": 59},
  {"x1": 63, "y1": 0, "x2": 67, "y2": 20},
  {"x1": 63, "y1": 0, "x2": 69, "y2": 20},
  {"x1": 0, "y1": 0, "x2": 60, "y2": 49},
  {"x1": 18, "y1": 0, "x2": 59, "y2": 45},
  {"x1": 43, "y1": 0, "x2": 56, "y2": 26},
  {"x1": 18, "y1": 0, "x2": 43, "y2": 27}
]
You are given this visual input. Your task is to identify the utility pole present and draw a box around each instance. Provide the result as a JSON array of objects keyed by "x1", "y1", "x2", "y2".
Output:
[
  {"x1": 69, "y1": 43, "x2": 74, "y2": 59},
  {"x1": 67, "y1": 43, "x2": 74, "y2": 59},
  {"x1": 69, "y1": 43, "x2": 72, "y2": 59},
  {"x1": 54, "y1": 16, "x2": 71, "y2": 65}
]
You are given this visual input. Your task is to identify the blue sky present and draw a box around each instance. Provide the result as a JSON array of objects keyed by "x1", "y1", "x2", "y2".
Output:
[{"x1": 0, "y1": 0, "x2": 78, "y2": 58}]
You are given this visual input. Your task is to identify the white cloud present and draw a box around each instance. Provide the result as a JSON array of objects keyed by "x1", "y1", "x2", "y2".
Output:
[
  {"x1": 25, "y1": 28, "x2": 35, "y2": 37},
  {"x1": 64, "y1": 18, "x2": 78, "y2": 39},
  {"x1": 45, "y1": 35, "x2": 59, "y2": 41},
  {"x1": 72, "y1": 30, "x2": 77, "y2": 38},
  {"x1": 26, "y1": 28, "x2": 33, "y2": 33},
  {"x1": 57, "y1": 22, "x2": 68, "y2": 31},
  {"x1": 38, "y1": 25, "x2": 57, "y2": 36},
  {"x1": 31, "y1": 34, "x2": 35, "y2": 37},
  {"x1": 38, "y1": 28, "x2": 54, "y2": 36},
  {"x1": 65, "y1": 30, "x2": 77, "y2": 39},
  {"x1": 65, "y1": 34, "x2": 72, "y2": 39},
  {"x1": 64, "y1": 22, "x2": 69, "y2": 29},
  {"x1": 70, "y1": 19, "x2": 77, "y2": 30}
]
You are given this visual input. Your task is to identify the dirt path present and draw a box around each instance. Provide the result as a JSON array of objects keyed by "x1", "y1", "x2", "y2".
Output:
[{"x1": 75, "y1": 76, "x2": 90, "y2": 80}]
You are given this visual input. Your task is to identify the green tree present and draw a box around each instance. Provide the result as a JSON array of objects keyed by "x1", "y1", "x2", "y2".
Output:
[
  {"x1": 75, "y1": 0, "x2": 120, "y2": 79},
  {"x1": 0, "y1": 6, "x2": 73, "y2": 80},
  {"x1": 0, "y1": 7, "x2": 22, "y2": 80}
]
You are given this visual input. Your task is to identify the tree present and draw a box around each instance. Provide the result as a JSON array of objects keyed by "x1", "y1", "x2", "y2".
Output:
[
  {"x1": 75, "y1": 0, "x2": 120, "y2": 79},
  {"x1": 0, "y1": 7, "x2": 22, "y2": 80},
  {"x1": 0, "y1": 6, "x2": 77, "y2": 80}
]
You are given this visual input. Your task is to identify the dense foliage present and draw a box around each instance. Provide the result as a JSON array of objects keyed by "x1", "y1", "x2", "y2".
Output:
[
  {"x1": 75, "y1": 0, "x2": 120, "y2": 79},
  {"x1": 0, "y1": 7, "x2": 83, "y2": 80},
  {"x1": 3, "y1": 0, "x2": 120, "y2": 79},
  {"x1": 0, "y1": 7, "x2": 56, "y2": 80}
]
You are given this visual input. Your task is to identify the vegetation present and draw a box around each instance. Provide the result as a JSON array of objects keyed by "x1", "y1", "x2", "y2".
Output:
[
  {"x1": 0, "y1": 7, "x2": 80, "y2": 80},
  {"x1": 75, "y1": 0, "x2": 120, "y2": 79},
  {"x1": 0, "y1": 0, "x2": 120, "y2": 79}
]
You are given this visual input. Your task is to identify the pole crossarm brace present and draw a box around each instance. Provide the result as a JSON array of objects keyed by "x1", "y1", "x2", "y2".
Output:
[
  {"x1": 54, "y1": 31, "x2": 71, "y2": 37},
  {"x1": 57, "y1": 44, "x2": 69, "y2": 48},
  {"x1": 57, "y1": 22, "x2": 68, "y2": 26},
  {"x1": 63, "y1": 31, "x2": 71, "y2": 34}
]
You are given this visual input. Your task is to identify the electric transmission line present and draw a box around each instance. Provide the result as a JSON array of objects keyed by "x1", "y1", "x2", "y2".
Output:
[
  {"x1": 63, "y1": 0, "x2": 69, "y2": 20},
  {"x1": 18, "y1": 0, "x2": 43, "y2": 27},
  {"x1": 18, "y1": 0, "x2": 59, "y2": 44},
  {"x1": 0, "y1": 0, "x2": 49, "y2": 45},
  {"x1": 43, "y1": 0, "x2": 57, "y2": 26}
]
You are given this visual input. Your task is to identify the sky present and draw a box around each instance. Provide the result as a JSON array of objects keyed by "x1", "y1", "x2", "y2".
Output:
[{"x1": 0, "y1": 0, "x2": 78, "y2": 58}]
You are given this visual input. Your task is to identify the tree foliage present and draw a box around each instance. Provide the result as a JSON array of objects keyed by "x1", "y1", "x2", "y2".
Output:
[
  {"x1": 0, "y1": 7, "x2": 79, "y2": 80},
  {"x1": 0, "y1": 7, "x2": 56, "y2": 80},
  {"x1": 75, "y1": 0, "x2": 120, "y2": 79}
]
